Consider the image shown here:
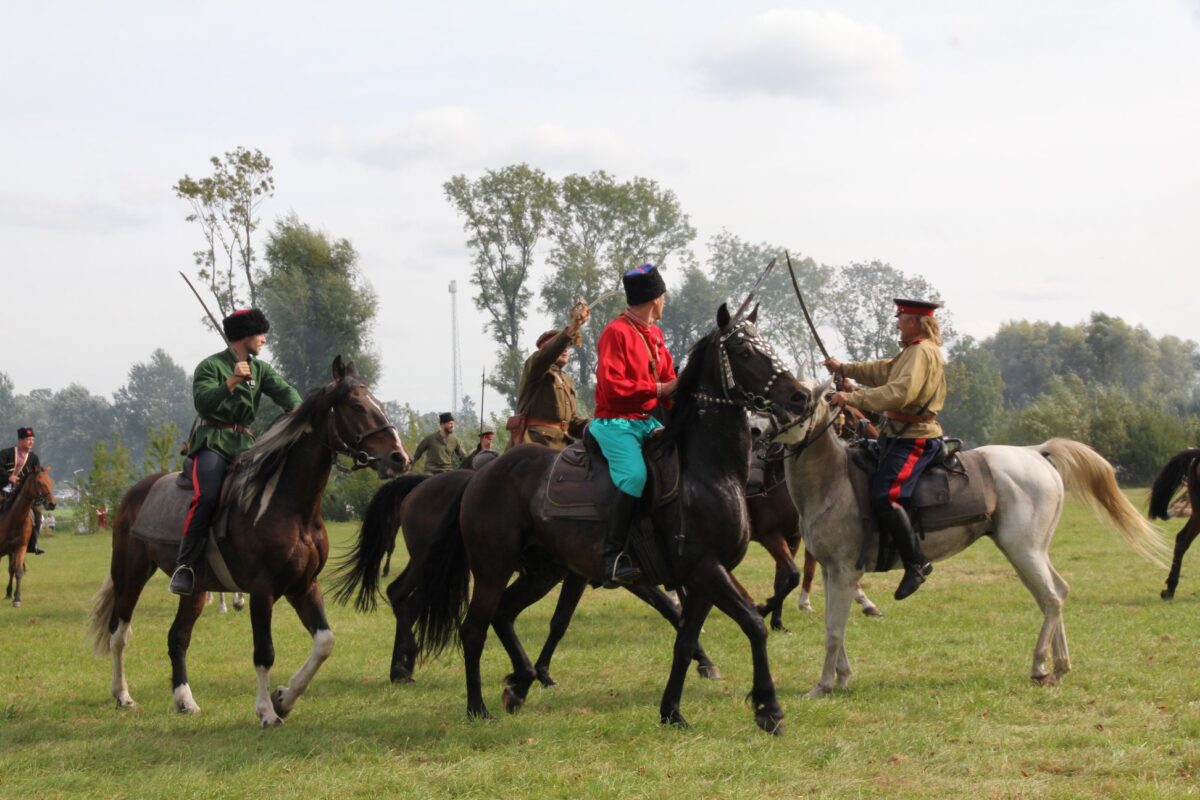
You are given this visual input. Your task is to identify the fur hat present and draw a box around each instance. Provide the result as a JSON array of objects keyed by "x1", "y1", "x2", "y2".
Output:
[
  {"x1": 16, "y1": 427, "x2": 34, "y2": 440},
  {"x1": 622, "y1": 263, "x2": 667, "y2": 306},
  {"x1": 222, "y1": 308, "x2": 270, "y2": 342},
  {"x1": 439, "y1": 412, "x2": 454, "y2": 425}
]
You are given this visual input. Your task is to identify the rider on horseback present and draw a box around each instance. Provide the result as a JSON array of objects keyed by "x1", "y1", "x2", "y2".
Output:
[
  {"x1": 169, "y1": 309, "x2": 301, "y2": 596},
  {"x1": 591, "y1": 264, "x2": 677, "y2": 587},
  {"x1": 0, "y1": 428, "x2": 43, "y2": 554},
  {"x1": 824, "y1": 298, "x2": 947, "y2": 600},
  {"x1": 512, "y1": 301, "x2": 591, "y2": 450}
]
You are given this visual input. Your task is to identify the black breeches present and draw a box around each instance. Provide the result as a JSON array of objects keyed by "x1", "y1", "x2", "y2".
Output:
[{"x1": 182, "y1": 449, "x2": 228, "y2": 542}]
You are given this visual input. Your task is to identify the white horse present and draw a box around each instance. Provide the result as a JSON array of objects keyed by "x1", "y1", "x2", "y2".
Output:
[
  {"x1": 775, "y1": 389, "x2": 1169, "y2": 697},
  {"x1": 207, "y1": 592, "x2": 245, "y2": 613}
]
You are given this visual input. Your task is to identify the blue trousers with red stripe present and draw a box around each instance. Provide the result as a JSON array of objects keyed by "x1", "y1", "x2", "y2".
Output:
[
  {"x1": 181, "y1": 449, "x2": 227, "y2": 545},
  {"x1": 869, "y1": 437, "x2": 943, "y2": 515}
]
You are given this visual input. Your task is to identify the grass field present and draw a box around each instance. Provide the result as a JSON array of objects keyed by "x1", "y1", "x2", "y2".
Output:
[{"x1": 1, "y1": 494, "x2": 1197, "y2": 799}]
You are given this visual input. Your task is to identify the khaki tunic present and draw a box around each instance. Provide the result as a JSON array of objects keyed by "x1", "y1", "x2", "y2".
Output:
[
  {"x1": 412, "y1": 431, "x2": 468, "y2": 473},
  {"x1": 840, "y1": 339, "x2": 946, "y2": 439},
  {"x1": 516, "y1": 330, "x2": 588, "y2": 450}
]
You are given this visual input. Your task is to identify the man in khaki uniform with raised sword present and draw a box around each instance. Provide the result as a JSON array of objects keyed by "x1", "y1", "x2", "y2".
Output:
[{"x1": 512, "y1": 301, "x2": 591, "y2": 450}]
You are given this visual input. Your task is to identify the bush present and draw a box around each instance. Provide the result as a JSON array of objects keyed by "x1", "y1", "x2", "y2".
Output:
[{"x1": 322, "y1": 468, "x2": 386, "y2": 522}]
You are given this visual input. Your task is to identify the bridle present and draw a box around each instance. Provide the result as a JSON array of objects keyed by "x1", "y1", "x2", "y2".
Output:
[
  {"x1": 758, "y1": 375, "x2": 839, "y2": 460},
  {"x1": 693, "y1": 320, "x2": 792, "y2": 413},
  {"x1": 325, "y1": 380, "x2": 399, "y2": 473}
]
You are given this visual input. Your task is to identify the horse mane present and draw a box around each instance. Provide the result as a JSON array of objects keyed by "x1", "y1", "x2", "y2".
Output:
[
  {"x1": 659, "y1": 332, "x2": 718, "y2": 453},
  {"x1": 227, "y1": 379, "x2": 348, "y2": 514}
]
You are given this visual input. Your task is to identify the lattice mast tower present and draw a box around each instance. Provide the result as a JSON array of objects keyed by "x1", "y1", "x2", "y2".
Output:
[{"x1": 449, "y1": 280, "x2": 463, "y2": 416}]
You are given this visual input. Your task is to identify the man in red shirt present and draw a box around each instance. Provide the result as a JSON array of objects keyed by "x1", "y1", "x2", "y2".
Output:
[{"x1": 591, "y1": 263, "x2": 678, "y2": 586}]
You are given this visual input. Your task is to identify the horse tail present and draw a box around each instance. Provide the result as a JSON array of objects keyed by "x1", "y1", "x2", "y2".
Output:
[
  {"x1": 1147, "y1": 449, "x2": 1200, "y2": 520},
  {"x1": 87, "y1": 576, "x2": 116, "y2": 656},
  {"x1": 410, "y1": 479, "x2": 471, "y2": 661},
  {"x1": 329, "y1": 474, "x2": 431, "y2": 612},
  {"x1": 1038, "y1": 438, "x2": 1171, "y2": 568}
]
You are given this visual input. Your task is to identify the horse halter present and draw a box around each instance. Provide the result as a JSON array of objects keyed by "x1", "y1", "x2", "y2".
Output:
[
  {"x1": 695, "y1": 321, "x2": 791, "y2": 412},
  {"x1": 326, "y1": 381, "x2": 399, "y2": 472}
]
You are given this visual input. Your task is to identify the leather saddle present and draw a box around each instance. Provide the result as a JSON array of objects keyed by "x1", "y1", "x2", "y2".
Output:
[
  {"x1": 846, "y1": 440, "x2": 998, "y2": 571},
  {"x1": 543, "y1": 432, "x2": 681, "y2": 522}
]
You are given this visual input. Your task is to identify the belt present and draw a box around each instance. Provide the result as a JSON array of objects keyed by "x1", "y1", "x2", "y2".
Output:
[
  {"x1": 200, "y1": 419, "x2": 256, "y2": 439},
  {"x1": 884, "y1": 410, "x2": 936, "y2": 425},
  {"x1": 526, "y1": 418, "x2": 569, "y2": 432}
]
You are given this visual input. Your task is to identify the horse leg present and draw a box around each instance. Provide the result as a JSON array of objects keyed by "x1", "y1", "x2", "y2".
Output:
[
  {"x1": 168, "y1": 592, "x2": 208, "y2": 714},
  {"x1": 10, "y1": 553, "x2": 23, "y2": 608},
  {"x1": 658, "y1": 592, "x2": 713, "y2": 729},
  {"x1": 250, "y1": 594, "x2": 283, "y2": 727},
  {"x1": 995, "y1": 542, "x2": 1067, "y2": 685},
  {"x1": 385, "y1": 566, "x2": 421, "y2": 683},
  {"x1": 461, "y1": 574, "x2": 508, "y2": 720},
  {"x1": 702, "y1": 562, "x2": 784, "y2": 734},
  {"x1": 1048, "y1": 566, "x2": 1071, "y2": 678},
  {"x1": 272, "y1": 582, "x2": 335, "y2": 719},
  {"x1": 797, "y1": 549, "x2": 817, "y2": 612},
  {"x1": 107, "y1": 553, "x2": 156, "y2": 709},
  {"x1": 807, "y1": 563, "x2": 857, "y2": 698},
  {"x1": 627, "y1": 583, "x2": 721, "y2": 680},
  {"x1": 533, "y1": 572, "x2": 586, "y2": 687},
  {"x1": 233, "y1": 592, "x2": 245, "y2": 611},
  {"x1": 754, "y1": 533, "x2": 800, "y2": 632},
  {"x1": 1162, "y1": 516, "x2": 1200, "y2": 600},
  {"x1": 492, "y1": 571, "x2": 561, "y2": 713},
  {"x1": 854, "y1": 583, "x2": 884, "y2": 617}
]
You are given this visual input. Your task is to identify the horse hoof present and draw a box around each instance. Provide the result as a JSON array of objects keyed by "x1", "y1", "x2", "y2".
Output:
[
  {"x1": 755, "y1": 604, "x2": 770, "y2": 618},
  {"x1": 175, "y1": 702, "x2": 201, "y2": 715},
  {"x1": 271, "y1": 688, "x2": 293, "y2": 719},
  {"x1": 755, "y1": 712, "x2": 785, "y2": 736},
  {"x1": 1030, "y1": 673, "x2": 1059, "y2": 687},
  {"x1": 11, "y1": 601, "x2": 20, "y2": 609},
  {"x1": 390, "y1": 671, "x2": 415, "y2": 685},
  {"x1": 770, "y1": 622, "x2": 790, "y2": 634},
  {"x1": 501, "y1": 686, "x2": 525, "y2": 714},
  {"x1": 535, "y1": 670, "x2": 557, "y2": 688},
  {"x1": 862, "y1": 605, "x2": 884, "y2": 618},
  {"x1": 1161, "y1": 588, "x2": 1175, "y2": 600},
  {"x1": 115, "y1": 698, "x2": 137, "y2": 710},
  {"x1": 696, "y1": 664, "x2": 722, "y2": 681},
  {"x1": 259, "y1": 715, "x2": 284, "y2": 728},
  {"x1": 805, "y1": 685, "x2": 832, "y2": 699},
  {"x1": 467, "y1": 706, "x2": 492, "y2": 721},
  {"x1": 660, "y1": 709, "x2": 689, "y2": 728}
]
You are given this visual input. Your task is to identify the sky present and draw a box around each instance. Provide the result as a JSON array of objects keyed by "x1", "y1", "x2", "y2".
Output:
[{"x1": 3, "y1": 0, "x2": 1199, "y2": 415}]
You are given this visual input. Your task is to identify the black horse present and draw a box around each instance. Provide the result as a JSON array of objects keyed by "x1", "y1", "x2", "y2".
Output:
[
  {"x1": 1149, "y1": 448, "x2": 1200, "y2": 600},
  {"x1": 355, "y1": 304, "x2": 809, "y2": 732}
]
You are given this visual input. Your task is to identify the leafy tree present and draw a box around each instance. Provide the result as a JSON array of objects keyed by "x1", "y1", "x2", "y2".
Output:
[
  {"x1": 827, "y1": 261, "x2": 951, "y2": 362},
  {"x1": 143, "y1": 423, "x2": 184, "y2": 475},
  {"x1": 540, "y1": 171, "x2": 695, "y2": 403},
  {"x1": 444, "y1": 164, "x2": 556, "y2": 407},
  {"x1": 37, "y1": 384, "x2": 116, "y2": 476},
  {"x1": 659, "y1": 265, "x2": 727, "y2": 365},
  {"x1": 706, "y1": 232, "x2": 833, "y2": 377},
  {"x1": 986, "y1": 320, "x2": 1092, "y2": 407},
  {"x1": 0, "y1": 372, "x2": 14, "y2": 427},
  {"x1": 258, "y1": 215, "x2": 381, "y2": 392},
  {"x1": 173, "y1": 147, "x2": 275, "y2": 314},
  {"x1": 78, "y1": 436, "x2": 132, "y2": 534},
  {"x1": 939, "y1": 337, "x2": 1005, "y2": 447},
  {"x1": 113, "y1": 349, "x2": 193, "y2": 467},
  {"x1": 323, "y1": 469, "x2": 383, "y2": 522}
]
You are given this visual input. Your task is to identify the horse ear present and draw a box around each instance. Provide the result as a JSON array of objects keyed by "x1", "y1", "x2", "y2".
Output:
[
  {"x1": 748, "y1": 303, "x2": 759, "y2": 324},
  {"x1": 716, "y1": 303, "x2": 731, "y2": 330},
  {"x1": 331, "y1": 355, "x2": 346, "y2": 381},
  {"x1": 345, "y1": 360, "x2": 359, "y2": 377}
]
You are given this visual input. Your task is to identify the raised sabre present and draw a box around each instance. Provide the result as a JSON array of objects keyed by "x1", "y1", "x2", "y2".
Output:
[
  {"x1": 178, "y1": 271, "x2": 255, "y2": 388},
  {"x1": 785, "y1": 251, "x2": 831, "y2": 362},
  {"x1": 731, "y1": 257, "x2": 776, "y2": 323}
]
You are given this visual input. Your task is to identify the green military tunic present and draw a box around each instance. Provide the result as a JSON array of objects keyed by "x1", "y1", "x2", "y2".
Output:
[
  {"x1": 412, "y1": 431, "x2": 468, "y2": 473},
  {"x1": 840, "y1": 338, "x2": 946, "y2": 439},
  {"x1": 515, "y1": 329, "x2": 588, "y2": 450},
  {"x1": 187, "y1": 350, "x2": 302, "y2": 460}
]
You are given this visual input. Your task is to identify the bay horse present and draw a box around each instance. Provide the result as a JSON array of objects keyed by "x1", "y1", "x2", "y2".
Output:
[
  {"x1": 775, "y1": 388, "x2": 1170, "y2": 696},
  {"x1": 396, "y1": 304, "x2": 810, "y2": 732},
  {"x1": 332, "y1": 472, "x2": 720, "y2": 686},
  {"x1": 1, "y1": 466, "x2": 55, "y2": 608},
  {"x1": 86, "y1": 357, "x2": 409, "y2": 726},
  {"x1": 1149, "y1": 448, "x2": 1200, "y2": 599}
]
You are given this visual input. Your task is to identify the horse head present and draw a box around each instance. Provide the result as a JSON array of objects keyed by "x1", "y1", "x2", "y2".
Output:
[
  {"x1": 327, "y1": 356, "x2": 411, "y2": 477},
  {"x1": 711, "y1": 302, "x2": 810, "y2": 419},
  {"x1": 27, "y1": 466, "x2": 55, "y2": 511}
]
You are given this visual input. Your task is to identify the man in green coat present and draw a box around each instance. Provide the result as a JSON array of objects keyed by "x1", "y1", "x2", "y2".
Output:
[
  {"x1": 169, "y1": 308, "x2": 302, "y2": 596},
  {"x1": 412, "y1": 413, "x2": 468, "y2": 473},
  {"x1": 513, "y1": 301, "x2": 590, "y2": 450}
]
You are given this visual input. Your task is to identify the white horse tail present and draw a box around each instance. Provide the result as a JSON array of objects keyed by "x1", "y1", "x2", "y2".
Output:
[
  {"x1": 87, "y1": 575, "x2": 117, "y2": 656},
  {"x1": 1037, "y1": 438, "x2": 1171, "y2": 568}
]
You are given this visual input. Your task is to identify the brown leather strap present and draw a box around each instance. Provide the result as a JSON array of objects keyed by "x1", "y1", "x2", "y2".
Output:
[
  {"x1": 884, "y1": 410, "x2": 935, "y2": 424},
  {"x1": 527, "y1": 418, "x2": 568, "y2": 432},
  {"x1": 200, "y1": 419, "x2": 256, "y2": 439}
]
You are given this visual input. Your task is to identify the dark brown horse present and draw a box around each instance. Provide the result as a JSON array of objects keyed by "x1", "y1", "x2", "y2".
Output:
[
  {"x1": 1149, "y1": 448, "x2": 1200, "y2": 600},
  {"x1": 87, "y1": 357, "x2": 409, "y2": 725},
  {"x1": 383, "y1": 305, "x2": 810, "y2": 732},
  {"x1": 1, "y1": 466, "x2": 55, "y2": 608},
  {"x1": 333, "y1": 472, "x2": 720, "y2": 686}
]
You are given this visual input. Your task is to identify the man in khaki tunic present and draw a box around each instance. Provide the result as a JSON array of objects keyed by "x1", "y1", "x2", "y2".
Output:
[
  {"x1": 824, "y1": 298, "x2": 947, "y2": 600},
  {"x1": 513, "y1": 302, "x2": 590, "y2": 450},
  {"x1": 412, "y1": 413, "x2": 468, "y2": 473}
]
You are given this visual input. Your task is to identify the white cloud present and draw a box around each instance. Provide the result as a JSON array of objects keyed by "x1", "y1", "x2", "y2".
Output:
[
  {"x1": 695, "y1": 8, "x2": 907, "y2": 101},
  {"x1": 0, "y1": 193, "x2": 150, "y2": 232}
]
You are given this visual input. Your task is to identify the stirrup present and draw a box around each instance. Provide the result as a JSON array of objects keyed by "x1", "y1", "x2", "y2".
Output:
[
  {"x1": 604, "y1": 551, "x2": 642, "y2": 588},
  {"x1": 168, "y1": 565, "x2": 195, "y2": 597},
  {"x1": 894, "y1": 562, "x2": 932, "y2": 601}
]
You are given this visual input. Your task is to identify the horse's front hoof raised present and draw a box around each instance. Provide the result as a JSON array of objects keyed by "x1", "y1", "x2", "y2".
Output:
[
  {"x1": 770, "y1": 621, "x2": 790, "y2": 633},
  {"x1": 696, "y1": 663, "x2": 722, "y2": 680},
  {"x1": 501, "y1": 686, "x2": 526, "y2": 714},
  {"x1": 535, "y1": 668, "x2": 556, "y2": 688},
  {"x1": 862, "y1": 605, "x2": 884, "y2": 617},
  {"x1": 271, "y1": 687, "x2": 293, "y2": 719},
  {"x1": 259, "y1": 715, "x2": 284, "y2": 728}
]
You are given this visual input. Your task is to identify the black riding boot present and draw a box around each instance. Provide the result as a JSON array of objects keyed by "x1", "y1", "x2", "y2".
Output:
[
  {"x1": 602, "y1": 490, "x2": 643, "y2": 588},
  {"x1": 168, "y1": 532, "x2": 206, "y2": 596},
  {"x1": 29, "y1": 519, "x2": 44, "y2": 555},
  {"x1": 878, "y1": 504, "x2": 932, "y2": 600}
]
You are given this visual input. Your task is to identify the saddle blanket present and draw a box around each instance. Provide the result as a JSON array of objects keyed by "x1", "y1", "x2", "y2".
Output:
[{"x1": 542, "y1": 437, "x2": 680, "y2": 522}]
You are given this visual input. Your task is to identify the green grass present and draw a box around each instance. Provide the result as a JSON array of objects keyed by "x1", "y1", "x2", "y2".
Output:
[{"x1": 1, "y1": 494, "x2": 1197, "y2": 799}]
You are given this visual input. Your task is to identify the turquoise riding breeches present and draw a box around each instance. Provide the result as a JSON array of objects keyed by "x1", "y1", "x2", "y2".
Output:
[{"x1": 588, "y1": 417, "x2": 662, "y2": 497}]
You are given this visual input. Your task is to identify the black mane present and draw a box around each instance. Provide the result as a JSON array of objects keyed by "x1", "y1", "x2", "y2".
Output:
[{"x1": 660, "y1": 331, "x2": 721, "y2": 453}]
